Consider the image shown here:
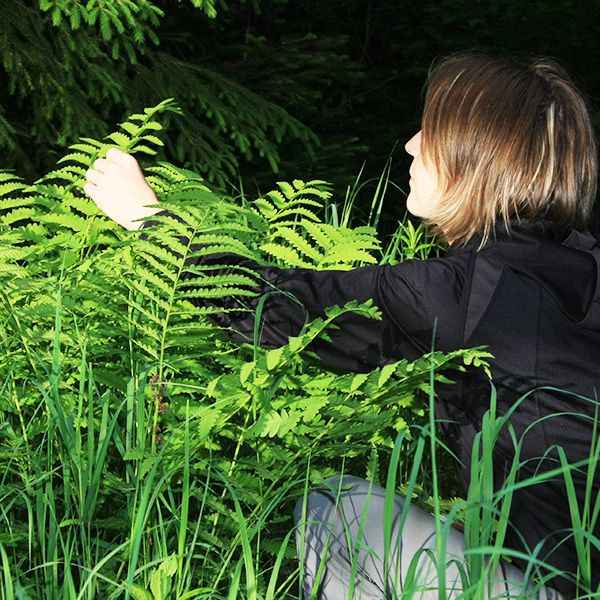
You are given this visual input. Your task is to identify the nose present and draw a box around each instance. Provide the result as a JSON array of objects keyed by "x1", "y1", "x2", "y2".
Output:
[{"x1": 405, "y1": 130, "x2": 422, "y2": 157}]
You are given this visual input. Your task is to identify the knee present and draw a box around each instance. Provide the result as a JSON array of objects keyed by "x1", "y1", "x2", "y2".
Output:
[
  {"x1": 293, "y1": 484, "x2": 331, "y2": 527},
  {"x1": 293, "y1": 475, "x2": 376, "y2": 527}
]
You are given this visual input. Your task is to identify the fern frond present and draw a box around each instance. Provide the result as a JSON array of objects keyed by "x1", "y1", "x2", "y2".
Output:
[
  {"x1": 57, "y1": 152, "x2": 95, "y2": 167},
  {"x1": 37, "y1": 211, "x2": 88, "y2": 231},
  {"x1": 269, "y1": 226, "x2": 324, "y2": 263},
  {"x1": 136, "y1": 251, "x2": 180, "y2": 284},
  {"x1": 144, "y1": 231, "x2": 190, "y2": 257},
  {"x1": 272, "y1": 207, "x2": 321, "y2": 223},
  {"x1": 189, "y1": 244, "x2": 259, "y2": 262},
  {"x1": 135, "y1": 266, "x2": 177, "y2": 299},
  {"x1": 178, "y1": 273, "x2": 257, "y2": 288},
  {"x1": 68, "y1": 143, "x2": 102, "y2": 154},
  {"x1": 11, "y1": 223, "x2": 48, "y2": 242},
  {"x1": 299, "y1": 220, "x2": 333, "y2": 250},
  {"x1": 36, "y1": 166, "x2": 86, "y2": 184},
  {"x1": 104, "y1": 131, "x2": 132, "y2": 148},
  {"x1": 0, "y1": 245, "x2": 30, "y2": 262},
  {"x1": 0, "y1": 196, "x2": 36, "y2": 211},
  {"x1": 128, "y1": 279, "x2": 172, "y2": 312},
  {"x1": 131, "y1": 338, "x2": 160, "y2": 360},
  {"x1": 133, "y1": 320, "x2": 163, "y2": 344},
  {"x1": 0, "y1": 181, "x2": 28, "y2": 197},
  {"x1": 258, "y1": 243, "x2": 314, "y2": 268},
  {"x1": 135, "y1": 241, "x2": 184, "y2": 269},
  {"x1": 126, "y1": 298, "x2": 164, "y2": 327},
  {"x1": 1, "y1": 207, "x2": 37, "y2": 226},
  {"x1": 0, "y1": 172, "x2": 23, "y2": 183},
  {"x1": 179, "y1": 287, "x2": 257, "y2": 299},
  {"x1": 61, "y1": 194, "x2": 102, "y2": 217}
]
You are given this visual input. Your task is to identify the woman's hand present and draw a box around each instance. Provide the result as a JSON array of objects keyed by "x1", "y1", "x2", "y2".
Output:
[{"x1": 83, "y1": 148, "x2": 163, "y2": 231}]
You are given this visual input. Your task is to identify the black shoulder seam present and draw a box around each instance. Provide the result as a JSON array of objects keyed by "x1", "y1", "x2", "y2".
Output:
[
  {"x1": 463, "y1": 254, "x2": 505, "y2": 343},
  {"x1": 459, "y1": 252, "x2": 477, "y2": 346}
]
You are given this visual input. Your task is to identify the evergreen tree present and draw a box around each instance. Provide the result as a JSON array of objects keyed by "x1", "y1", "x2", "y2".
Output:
[{"x1": 0, "y1": 0, "x2": 319, "y2": 187}]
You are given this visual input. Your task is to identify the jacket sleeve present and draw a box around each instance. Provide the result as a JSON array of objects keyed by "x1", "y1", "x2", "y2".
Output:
[{"x1": 139, "y1": 211, "x2": 467, "y2": 372}]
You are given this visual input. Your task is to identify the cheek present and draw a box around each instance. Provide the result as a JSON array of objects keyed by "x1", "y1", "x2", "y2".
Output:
[
  {"x1": 420, "y1": 164, "x2": 440, "y2": 198},
  {"x1": 406, "y1": 163, "x2": 442, "y2": 219}
]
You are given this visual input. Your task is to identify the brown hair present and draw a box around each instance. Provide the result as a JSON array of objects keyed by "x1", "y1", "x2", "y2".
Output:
[{"x1": 420, "y1": 53, "x2": 598, "y2": 246}]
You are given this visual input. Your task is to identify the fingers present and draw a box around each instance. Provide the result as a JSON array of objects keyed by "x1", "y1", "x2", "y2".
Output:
[
  {"x1": 92, "y1": 157, "x2": 109, "y2": 172},
  {"x1": 83, "y1": 182, "x2": 106, "y2": 210},
  {"x1": 83, "y1": 182, "x2": 96, "y2": 199},
  {"x1": 106, "y1": 147, "x2": 137, "y2": 165},
  {"x1": 86, "y1": 156, "x2": 115, "y2": 188},
  {"x1": 82, "y1": 148, "x2": 152, "y2": 230},
  {"x1": 85, "y1": 168, "x2": 102, "y2": 185},
  {"x1": 85, "y1": 148, "x2": 137, "y2": 193},
  {"x1": 92, "y1": 149, "x2": 136, "y2": 173}
]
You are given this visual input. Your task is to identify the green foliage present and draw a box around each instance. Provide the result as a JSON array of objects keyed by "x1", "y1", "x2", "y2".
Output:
[
  {"x1": 0, "y1": 104, "x2": 489, "y2": 597},
  {"x1": 2, "y1": 0, "x2": 600, "y2": 231},
  {"x1": 39, "y1": 0, "x2": 164, "y2": 55},
  {"x1": 1, "y1": 1, "x2": 318, "y2": 186}
]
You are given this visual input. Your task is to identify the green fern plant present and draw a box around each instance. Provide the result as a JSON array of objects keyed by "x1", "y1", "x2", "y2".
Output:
[
  {"x1": 0, "y1": 103, "x2": 492, "y2": 597},
  {"x1": 250, "y1": 180, "x2": 381, "y2": 269}
]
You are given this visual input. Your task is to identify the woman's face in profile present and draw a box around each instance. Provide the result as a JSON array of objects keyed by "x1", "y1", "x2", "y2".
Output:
[{"x1": 405, "y1": 131, "x2": 443, "y2": 220}]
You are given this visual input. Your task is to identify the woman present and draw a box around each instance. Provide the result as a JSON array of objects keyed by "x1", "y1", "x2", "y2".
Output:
[{"x1": 84, "y1": 53, "x2": 599, "y2": 597}]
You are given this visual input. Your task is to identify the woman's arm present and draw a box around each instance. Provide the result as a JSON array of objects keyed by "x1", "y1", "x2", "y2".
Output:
[
  {"x1": 206, "y1": 258, "x2": 438, "y2": 371},
  {"x1": 84, "y1": 152, "x2": 465, "y2": 372}
]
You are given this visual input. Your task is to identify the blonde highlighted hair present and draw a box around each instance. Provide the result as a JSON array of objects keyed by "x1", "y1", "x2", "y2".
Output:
[{"x1": 420, "y1": 53, "x2": 598, "y2": 247}]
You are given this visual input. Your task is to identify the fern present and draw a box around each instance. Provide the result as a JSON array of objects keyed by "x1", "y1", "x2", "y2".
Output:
[
  {"x1": 42, "y1": 98, "x2": 181, "y2": 187},
  {"x1": 0, "y1": 104, "x2": 492, "y2": 597}
]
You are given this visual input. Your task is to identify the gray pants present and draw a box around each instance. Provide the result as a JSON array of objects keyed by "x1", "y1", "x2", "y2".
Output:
[{"x1": 293, "y1": 476, "x2": 563, "y2": 599}]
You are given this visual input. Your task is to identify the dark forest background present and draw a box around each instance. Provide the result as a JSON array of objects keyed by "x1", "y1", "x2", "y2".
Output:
[{"x1": 1, "y1": 0, "x2": 599, "y2": 232}]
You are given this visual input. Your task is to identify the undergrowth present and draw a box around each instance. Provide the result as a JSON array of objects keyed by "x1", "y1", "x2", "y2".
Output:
[{"x1": 1, "y1": 102, "x2": 594, "y2": 598}]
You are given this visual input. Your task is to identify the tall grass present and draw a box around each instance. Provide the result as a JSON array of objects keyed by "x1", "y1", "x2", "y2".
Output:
[
  {"x1": 0, "y1": 156, "x2": 597, "y2": 598},
  {"x1": 2, "y1": 282, "x2": 599, "y2": 598}
]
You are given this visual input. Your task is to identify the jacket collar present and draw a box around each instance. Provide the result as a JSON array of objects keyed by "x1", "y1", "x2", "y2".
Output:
[
  {"x1": 445, "y1": 217, "x2": 588, "y2": 257},
  {"x1": 445, "y1": 214, "x2": 600, "y2": 329}
]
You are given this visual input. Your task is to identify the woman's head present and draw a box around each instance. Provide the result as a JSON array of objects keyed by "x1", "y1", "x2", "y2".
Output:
[{"x1": 407, "y1": 53, "x2": 598, "y2": 246}]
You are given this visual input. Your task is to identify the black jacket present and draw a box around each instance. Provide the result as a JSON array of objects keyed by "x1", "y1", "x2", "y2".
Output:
[{"x1": 143, "y1": 215, "x2": 600, "y2": 596}]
